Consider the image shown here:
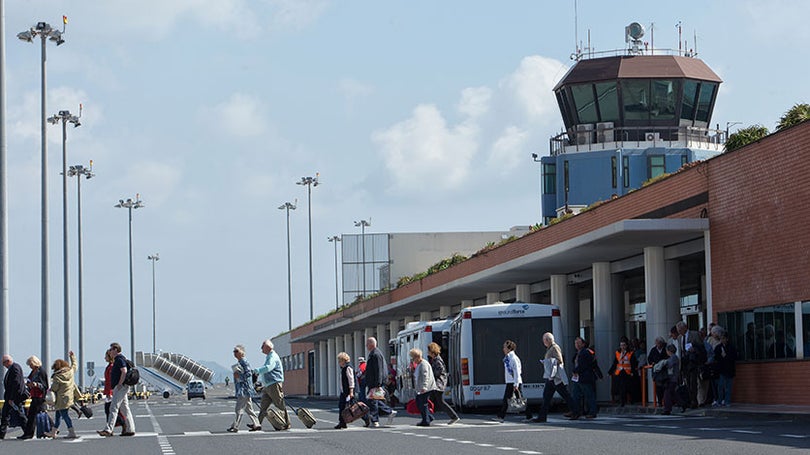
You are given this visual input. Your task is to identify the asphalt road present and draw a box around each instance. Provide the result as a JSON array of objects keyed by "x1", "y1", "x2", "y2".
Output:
[{"x1": 2, "y1": 387, "x2": 808, "y2": 454}]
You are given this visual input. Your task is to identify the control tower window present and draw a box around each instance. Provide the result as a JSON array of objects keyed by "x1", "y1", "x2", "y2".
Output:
[
  {"x1": 681, "y1": 80, "x2": 699, "y2": 121},
  {"x1": 595, "y1": 82, "x2": 619, "y2": 123},
  {"x1": 542, "y1": 163, "x2": 556, "y2": 195},
  {"x1": 648, "y1": 155, "x2": 666, "y2": 179},
  {"x1": 621, "y1": 79, "x2": 650, "y2": 121},
  {"x1": 572, "y1": 83, "x2": 598, "y2": 124},
  {"x1": 650, "y1": 80, "x2": 678, "y2": 120},
  {"x1": 696, "y1": 82, "x2": 717, "y2": 123}
]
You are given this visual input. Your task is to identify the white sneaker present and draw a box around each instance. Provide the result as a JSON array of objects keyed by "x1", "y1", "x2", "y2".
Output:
[
  {"x1": 448, "y1": 417, "x2": 460, "y2": 425},
  {"x1": 387, "y1": 410, "x2": 397, "y2": 425},
  {"x1": 372, "y1": 422, "x2": 380, "y2": 428}
]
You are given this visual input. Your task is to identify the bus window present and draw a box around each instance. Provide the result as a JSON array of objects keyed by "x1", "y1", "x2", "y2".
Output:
[{"x1": 471, "y1": 317, "x2": 552, "y2": 385}]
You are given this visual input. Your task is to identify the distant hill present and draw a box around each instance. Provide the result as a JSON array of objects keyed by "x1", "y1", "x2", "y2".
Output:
[{"x1": 197, "y1": 360, "x2": 231, "y2": 384}]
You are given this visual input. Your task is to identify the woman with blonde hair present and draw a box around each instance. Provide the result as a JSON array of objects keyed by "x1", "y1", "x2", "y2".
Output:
[
  {"x1": 18, "y1": 355, "x2": 49, "y2": 439},
  {"x1": 427, "y1": 342, "x2": 459, "y2": 425},
  {"x1": 410, "y1": 348, "x2": 437, "y2": 427},
  {"x1": 335, "y1": 352, "x2": 355, "y2": 429},
  {"x1": 44, "y1": 351, "x2": 78, "y2": 439}
]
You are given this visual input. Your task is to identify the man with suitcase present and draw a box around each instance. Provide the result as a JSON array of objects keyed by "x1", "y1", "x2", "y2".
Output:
[
  {"x1": 364, "y1": 337, "x2": 396, "y2": 427},
  {"x1": 254, "y1": 339, "x2": 291, "y2": 431},
  {"x1": 0, "y1": 355, "x2": 28, "y2": 439}
]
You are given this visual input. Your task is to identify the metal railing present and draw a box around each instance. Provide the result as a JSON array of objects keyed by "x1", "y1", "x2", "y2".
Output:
[{"x1": 549, "y1": 125, "x2": 727, "y2": 156}]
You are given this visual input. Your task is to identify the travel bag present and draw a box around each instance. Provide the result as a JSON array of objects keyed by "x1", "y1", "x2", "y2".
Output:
[
  {"x1": 267, "y1": 408, "x2": 287, "y2": 431},
  {"x1": 340, "y1": 400, "x2": 369, "y2": 424},
  {"x1": 287, "y1": 404, "x2": 316, "y2": 428},
  {"x1": 35, "y1": 411, "x2": 52, "y2": 439}
]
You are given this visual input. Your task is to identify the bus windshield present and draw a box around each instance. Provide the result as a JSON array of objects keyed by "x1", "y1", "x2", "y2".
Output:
[{"x1": 471, "y1": 317, "x2": 552, "y2": 384}]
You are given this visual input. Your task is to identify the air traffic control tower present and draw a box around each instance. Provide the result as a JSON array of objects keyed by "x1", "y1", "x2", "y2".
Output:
[{"x1": 540, "y1": 22, "x2": 725, "y2": 224}]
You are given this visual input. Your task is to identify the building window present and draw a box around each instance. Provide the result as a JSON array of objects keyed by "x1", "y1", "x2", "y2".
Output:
[
  {"x1": 696, "y1": 82, "x2": 717, "y2": 123},
  {"x1": 542, "y1": 163, "x2": 556, "y2": 194},
  {"x1": 681, "y1": 80, "x2": 699, "y2": 122},
  {"x1": 563, "y1": 161, "x2": 570, "y2": 195},
  {"x1": 572, "y1": 83, "x2": 598, "y2": 124},
  {"x1": 594, "y1": 82, "x2": 619, "y2": 123},
  {"x1": 648, "y1": 155, "x2": 666, "y2": 179},
  {"x1": 622, "y1": 156, "x2": 630, "y2": 187},
  {"x1": 681, "y1": 154, "x2": 688, "y2": 167},
  {"x1": 610, "y1": 156, "x2": 618, "y2": 188},
  {"x1": 719, "y1": 303, "x2": 799, "y2": 361}
]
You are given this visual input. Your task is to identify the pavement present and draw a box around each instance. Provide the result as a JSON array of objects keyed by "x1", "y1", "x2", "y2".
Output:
[{"x1": 288, "y1": 394, "x2": 810, "y2": 422}]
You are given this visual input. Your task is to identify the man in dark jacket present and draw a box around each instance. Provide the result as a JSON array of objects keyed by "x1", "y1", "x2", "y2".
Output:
[
  {"x1": 364, "y1": 337, "x2": 396, "y2": 427},
  {"x1": 569, "y1": 337, "x2": 597, "y2": 419},
  {"x1": 1, "y1": 354, "x2": 28, "y2": 439},
  {"x1": 647, "y1": 336, "x2": 669, "y2": 407}
]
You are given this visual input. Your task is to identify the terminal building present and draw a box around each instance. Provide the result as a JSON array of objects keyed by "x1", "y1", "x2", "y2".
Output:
[{"x1": 279, "y1": 26, "x2": 810, "y2": 406}]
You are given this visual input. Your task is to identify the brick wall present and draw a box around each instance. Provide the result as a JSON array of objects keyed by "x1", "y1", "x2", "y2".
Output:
[{"x1": 733, "y1": 361, "x2": 810, "y2": 405}]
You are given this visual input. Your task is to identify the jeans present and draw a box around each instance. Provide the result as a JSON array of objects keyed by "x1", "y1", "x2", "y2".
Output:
[
  {"x1": 367, "y1": 391, "x2": 392, "y2": 423},
  {"x1": 429, "y1": 390, "x2": 459, "y2": 421},
  {"x1": 416, "y1": 391, "x2": 433, "y2": 425},
  {"x1": 54, "y1": 409, "x2": 73, "y2": 429},
  {"x1": 570, "y1": 381, "x2": 597, "y2": 416},
  {"x1": 716, "y1": 375, "x2": 733, "y2": 405}
]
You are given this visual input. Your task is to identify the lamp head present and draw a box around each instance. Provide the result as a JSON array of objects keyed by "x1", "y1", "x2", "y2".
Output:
[{"x1": 17, "y1": 30, "x2": 34, "y2": 43}]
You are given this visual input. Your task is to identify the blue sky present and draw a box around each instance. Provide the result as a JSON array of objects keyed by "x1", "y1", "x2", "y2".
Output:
[{"x1": 3, "y1": 0, "x2": 808, "y2": 371}]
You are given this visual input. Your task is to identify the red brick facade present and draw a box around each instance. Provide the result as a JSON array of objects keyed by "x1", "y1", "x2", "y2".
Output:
[{"x1": 289, "y1": 121, "x2": 810, "y2": 404}]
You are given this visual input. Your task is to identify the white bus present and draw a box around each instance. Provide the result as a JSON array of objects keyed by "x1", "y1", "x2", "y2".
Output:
[
  {"x1": 392, "y1": 319, "x2": 452, "y2": 404},
  {"x1": 448, "y1": 302, "x2": 562, "y2": 411}
]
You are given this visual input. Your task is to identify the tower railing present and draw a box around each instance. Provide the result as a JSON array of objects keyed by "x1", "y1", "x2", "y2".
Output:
[{"x1": 549, "y1": 125, "x2": 727, "y2": 156}]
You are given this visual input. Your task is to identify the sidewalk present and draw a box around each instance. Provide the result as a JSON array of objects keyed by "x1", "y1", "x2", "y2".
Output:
[{"x1": 599, "y1": 402, "x2": 810, "y2": 421}]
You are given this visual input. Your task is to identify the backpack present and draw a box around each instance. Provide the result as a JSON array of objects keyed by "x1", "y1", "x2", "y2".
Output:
[
  {"x1": 123, "y1": 359, "x2": 140, "y2": 386},
  {"x1": 652, "y1": 359, "x2": 669, "y2": 384},
  {"x1": 589, "y1": 349, "x2": 604, "y2": 379}
]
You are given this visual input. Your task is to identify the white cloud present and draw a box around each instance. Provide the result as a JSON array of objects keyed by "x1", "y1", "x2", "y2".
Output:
[
  {"x1": 488, "y1": 126, "x2": 529, "y2": 173},
  {"x1": 502, "y1": 55, "x2": 567, "y2": 123},
  {"x1": 267, "y1": 0, "x2": 331, "y2": 30},
  {"x1": 9, "y1": 86, "x2": 95, "y2": 144},
  {"x1": 458, "y1": 87, "x2": 492, "y2": 118},
  {"x1": 205, "y1": 93, "x2": 268, "y2": 138},
  {"x1": 372, "y1": 104, "x2": 478, "y2": 193}
]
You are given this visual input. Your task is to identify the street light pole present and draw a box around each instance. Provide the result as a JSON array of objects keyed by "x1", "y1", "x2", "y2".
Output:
[
  {"x1": 18, "y1": 20, "x2": 65, "y2": 371},
  {"x1": 296, "y1": 174, "x2": 319, "y2": 321},
  {"x1": 353, "y1": 220, "x2": 370, "y2": 297},
  {"x1": 327, "y1": 236, "x2": 341, "y2": 310},
  {"x1": 147, "y1": 254, "x2": 159, "y2": 354},
  {"x1": 0, "y1": 0, "x2": 9, "y2": 397},
  {"x1": 278, "y1": 202, "x2": 296, "y2": 330},
  {"x1": 67, "y1": 161, "x2": 93, "y2": 390},
  {"x1": 115, "y1": 195, "x2": 144, "y2": 363},
  {"x1": 48, "y1": 108, "x2": 80, "y2": 361}
]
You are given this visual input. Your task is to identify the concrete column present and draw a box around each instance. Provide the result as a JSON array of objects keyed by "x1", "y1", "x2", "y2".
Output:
[
  {"x1": 403, "y1": 315, "x2": 415, "y2": 326},
  {"x1": 377, "y1": 323, "x2": 389, "y2": 359},
  {"x1": 516, "y1": 284, "x2": 532, "y2": 302},
  {"x1": 644, "y1": 247, "x2": 669, "y2": 349},
  {"x1": 665, "y1": 260, "x2": 683, "y2": 330},
  {"x1": 326, "y1": 338, "x2": 336, "y2": 397},
  {"x1": 419, "y1": 311, "x2": 432, "y2": 321},
  {"x1": 486, "y1": 292, "x2": 500, "y2": 304},
  {"x1": 439, "y1": 305, "x2": 453, "y2": 319},
  {"x1": 389, "y1": 320, "x2": 400, "y2": 344},
  {"x1": 461, "y1": 299, "x2": 474, "y2": 310},
  {"x1": 551, "y1": 275, "x2": 578, "y2": 362},
  {"x1": 336, "y1": 335, "x2": 345, "y2": 359},
  {"x1": 318, "y1": 340, "x2": 328, "y2": 396},
  {"x1": 354, "y1": 330, "x2": 365, "y2": 362},
  {"x1": 704, "y1": 231, "x2": 713, "y2": 323},
  {"x1": 343, "y1": 333, "x2": 354, "y2": 363},
  {"x1": 364, "y1": 327, "x2": 375, "y2": 345},
  {"x1": 593, "y1": 262, "x2": 620, "y2": 401}
]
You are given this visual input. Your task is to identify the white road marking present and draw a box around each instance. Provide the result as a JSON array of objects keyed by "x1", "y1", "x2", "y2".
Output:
[
  {"x1": 781, "y1": 434, "x2": 808, "y2": 439},
  {"x1": 731, "y1": 430, "x2": 761, "y2": 434}
]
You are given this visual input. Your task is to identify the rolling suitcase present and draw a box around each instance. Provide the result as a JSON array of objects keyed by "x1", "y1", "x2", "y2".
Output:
[
  {"x1": 267, "y1": 408, "x2": 288, "y2": 431},
  {"x1": 288, "y1": 405, "x2": 316, "y2": 428}
]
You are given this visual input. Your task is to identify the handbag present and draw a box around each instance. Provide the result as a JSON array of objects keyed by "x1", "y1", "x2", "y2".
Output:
[
  {"x1": 366, "y1": 386, "x2": 386, "y2": 401},
  {"x1": 405, "y1": 398, "x2": 435, "y2": 415},
  {"x1": 45, "y1": 389, "x2": 56, "y2": 406},
  {"x1": 507, "y1": 395, "x2": 527, "y2": 414}
]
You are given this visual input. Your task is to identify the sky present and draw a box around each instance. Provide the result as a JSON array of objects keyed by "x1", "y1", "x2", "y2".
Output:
[{"x1": 2, "y1": 0, "x2": 808, "y2": 375}]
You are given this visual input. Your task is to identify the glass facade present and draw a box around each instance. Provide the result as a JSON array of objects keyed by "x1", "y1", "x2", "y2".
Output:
[
  {"x1": 719, "y1": 302, "x2": 801, "y2": 361},
  {"x1": 543, "y1": 163, "x2": 556, "y2": 194},
  {"x1": 342, "y1": 233, "x2": 390, "y2": 304}
]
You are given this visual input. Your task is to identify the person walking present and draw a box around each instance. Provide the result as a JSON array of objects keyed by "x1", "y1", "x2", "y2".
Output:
[
  {"x1": 494, "y1": 339, "x2": 523, "y2": 423},
  {"x1": 427, "y1": 342, "x2": 459, "y2": 425},
  {"x1": 18, "y1": 355, "x2": 49, "y2": 439},
  {"x1": 713, "y1": 331, "x2": 737, "y2": 407},
  {"x1": 534, "y1": 333, "x2": 575, "y2": 423},
  {"x1": 254, "y1": 339, "x2": 291, "y2": 430},
  {"x1": 227, "y1": 345, "x2": 261, "y2": 432},
  {"x1": 356, "y1": 356, "x2": 367, "y2": 404},
  {"x1": 335, "y1": 352, "x2": 355, "y2": 429},
  {"x1": 44, "y1": 351, "x2": 78, "y2": 439},
  {"x1": 365, "y1": 337, "x2": 396, "y2": 427},
  {"x1": 661, "y1": 344, "x2": 681, "y2": 414},
  {"x1": 647, "y1": 336, "x2": 669, "y2": 407},
  {"x1": 677, "y1": 320, "x2": 705, "y2": 408},
  {"x1": 609, "y1": 338, "x2": 637, "y2": 407},
  {"x1": 102, "y1": 349, "x2": 125, "y2": 435},
  {"x1": 97, "y1": 343, "x2": 135, "y2": 437},
  {"x1": 0, "y1": 354, "x2": 28, "y2": 439},
  {"x1": 410, "y1": 348, "x2": 436, "y2": 427},
  {"x1": 569, "y1": 337, "x2": 597, "y2": 419}
]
